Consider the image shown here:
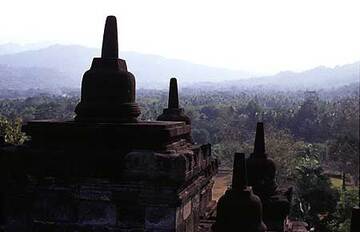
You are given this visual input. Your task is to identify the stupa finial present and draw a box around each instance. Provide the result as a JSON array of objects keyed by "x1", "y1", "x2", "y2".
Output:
[
  {"x1": 101, "y1": 15, "x2": 118, "y2": 59},
  {"x1": 232, "y1": 153, "x2": 247, "y2": 190},
  {"x1": 156, "y1": 78, "x2": 191, "y2": 125},
  {"x1": 254, "y1": 122, "x2": 265, "y2": 154},
  {"x1": 168, "y1": 78, "x2": 179, "y2": 109}
]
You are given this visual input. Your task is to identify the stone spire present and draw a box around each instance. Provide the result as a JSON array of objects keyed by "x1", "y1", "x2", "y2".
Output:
[
  {"x1": 215, "y1": 153, "x2": 267, "y2": 232},
  {"x1": 247, "y1": 122, "x2": 277, "y2": 198},
  {"x1": 254, "y1": 122, "x2": 265, "y2": 155},
  {"x1": 168, "y1": 78, "x2": 179, "y2": 109},
  {"x1": 157, "y1": 78, "x2": 190, "y2": 125},
  {"x1": 232, "y1": 153, "x2": 247, "y2": 190},
  {"x1": 75, "y1": 15, "x2": 140, "y2": 122},
  {"x1": 101, "y1": 16, "x2": 118, "y2": 59},
  {"x1": 246, "y1": 122, "x2": 293, "y2": 231}
]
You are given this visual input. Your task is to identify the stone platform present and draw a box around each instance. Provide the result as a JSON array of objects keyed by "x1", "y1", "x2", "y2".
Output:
[
  {"x1": 0, "y1": 15, "x2": 219, "y2": 232},
  {"x1": 1, "y1": 120, "x2": 217, "y2": 232},
  {"x1": 24, "y1": 120, "x2": 191, "y2": 150}
]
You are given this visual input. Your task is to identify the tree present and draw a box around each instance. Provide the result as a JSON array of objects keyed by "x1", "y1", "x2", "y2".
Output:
[
  {"x1": 327, "y1": 188, "x2": 360, "y2": 232},
  {"x1": 0, "y1": 116, "x2": 27, "y2": 145},
  {"x1": 291, "y1": 148, "x2": 339, "y2": 231}
]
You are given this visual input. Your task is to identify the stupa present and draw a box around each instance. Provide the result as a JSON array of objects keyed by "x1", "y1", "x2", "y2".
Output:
[
  {"x1": 157, "y1": 78, "x2": 191, "y2": 125},
  {"x1": 0, "y1": 16, "x2": 218, "y2": 232},
  {"x1": 246, "y1": 122, "x2": 292, "y2": 231},
  {"x1": 215, "y1": 153, "x2": 267, "y2": 232}
]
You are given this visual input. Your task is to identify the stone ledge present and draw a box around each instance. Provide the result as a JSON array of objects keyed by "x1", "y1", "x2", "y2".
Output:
[{"x1": 23, "y1": 120, "x2": 191, "y2": 150}]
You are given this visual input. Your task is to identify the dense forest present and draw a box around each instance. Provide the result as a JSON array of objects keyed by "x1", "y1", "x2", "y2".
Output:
[{"x1": 0, "y1": 83, "x2": 359, "y2": 232}]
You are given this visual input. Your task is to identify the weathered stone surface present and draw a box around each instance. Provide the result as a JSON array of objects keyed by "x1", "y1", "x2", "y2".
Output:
[
  {"x1": 1, "y1": 125, "x2": 217, "y2": 232},
  {"x1": 0, "y1": 15, "x2": 218, "y2": 232},
  {"x1": 32, "y1": 189, "x2": 77, "y2": 222},
  {"x1": 78, "y1": 201, "x2": 117, "y2": 225},
  {"x1": 22, "y1": 120, "x2": 191, "y2": 150},
  {"x1": 145, "y1": 207, "x2": 176, "y2": 231}
]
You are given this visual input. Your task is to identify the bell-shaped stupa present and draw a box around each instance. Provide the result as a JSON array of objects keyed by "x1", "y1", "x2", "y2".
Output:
[
  {"x1": 75, "y1": 16, "x2": 140, "y2": 122},
  {"x1": 157, "y1": 78, "x2": 191, "y2": 125},
  {"x1": 215, "y1": 153, "x2": 267, "y2": 232}
]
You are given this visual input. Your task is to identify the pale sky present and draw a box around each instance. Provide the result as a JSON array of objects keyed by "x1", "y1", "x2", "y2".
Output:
[{"x1": 0, "y1": 0, "x2": 359, "y2": 74}]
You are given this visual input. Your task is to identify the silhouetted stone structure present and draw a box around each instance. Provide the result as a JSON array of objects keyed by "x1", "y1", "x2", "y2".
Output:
[
  {"x1": 247, "y1": 122, "x2": 277, "y2": 199},
  {"x1": 246, "y1": 122, "x2": 292, "y2": 231},
  {"x1": 157, "y1": 78, "x2": 191, "y2": 125},
  {"x1": 75, "y1": 16, "x2": 140, "y2": 122},
  {"x1": 215, "y1": 153, "x2": 267, "y2": 232},
  {"x1": 0, "y1": 16, "x2": 217, "y2": 232},
  {"x1": 350, "y1": 207, "x2": 359, "y2": 232}
]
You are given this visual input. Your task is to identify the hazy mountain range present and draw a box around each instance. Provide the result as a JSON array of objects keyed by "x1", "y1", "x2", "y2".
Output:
[
  {"x1": 217, "y1": 62, "x2": 360, "y2": 91},
  {"x1": 0, "y1": 43, "x2": 358, "y2": 91},
  {"x1": 0, "y1": 42, "x2": 54, "y2": 55},
  {"x1": 0, "y1": 44, "x2": 251, "y2": 89}
]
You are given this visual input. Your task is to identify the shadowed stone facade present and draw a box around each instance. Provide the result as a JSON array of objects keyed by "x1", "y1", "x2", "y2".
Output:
[
  {"x1": 0, "y1": 16, "x2": 218, "y2": 232},
  {"x1": 0, "y1": 15, "x2": 321, "y2": 232}
]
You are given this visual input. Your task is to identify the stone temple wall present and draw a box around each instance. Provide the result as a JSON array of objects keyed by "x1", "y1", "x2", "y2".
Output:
[
  {"x1": 0, "y1": 15, "x2": 218, "y2": 232},
  {"x1": 1, "y1": 126, "x2": 217, "y2": 232}
]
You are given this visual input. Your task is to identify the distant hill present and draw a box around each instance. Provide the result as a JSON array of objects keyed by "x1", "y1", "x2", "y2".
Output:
[
  {"x1": 0, "y1": 45, "x2": 97, "y2": 89},
  {"x1": 0, "y1": 43, "x2": 358, "y2": 91},
  {"x1": 0, "y1": 44, "x2": 251, "y2": 89},
  {"x1": 210, "y1": 62, "x2": 360, "y2": 91},
  {"x1": 0, "y1": 42, "x2": 53, "y2": 55},
  {"x1": 0, "y1": 64, "x2": 70, "y2": 91}
]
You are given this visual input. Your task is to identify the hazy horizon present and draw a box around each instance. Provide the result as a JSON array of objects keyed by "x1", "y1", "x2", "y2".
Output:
[
  {"x1": 1, "y1": 0, "x2": 360, "y2": 75},
  {"x1": 2, "y1": 42, "x2": 360, "y2": 78}
]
